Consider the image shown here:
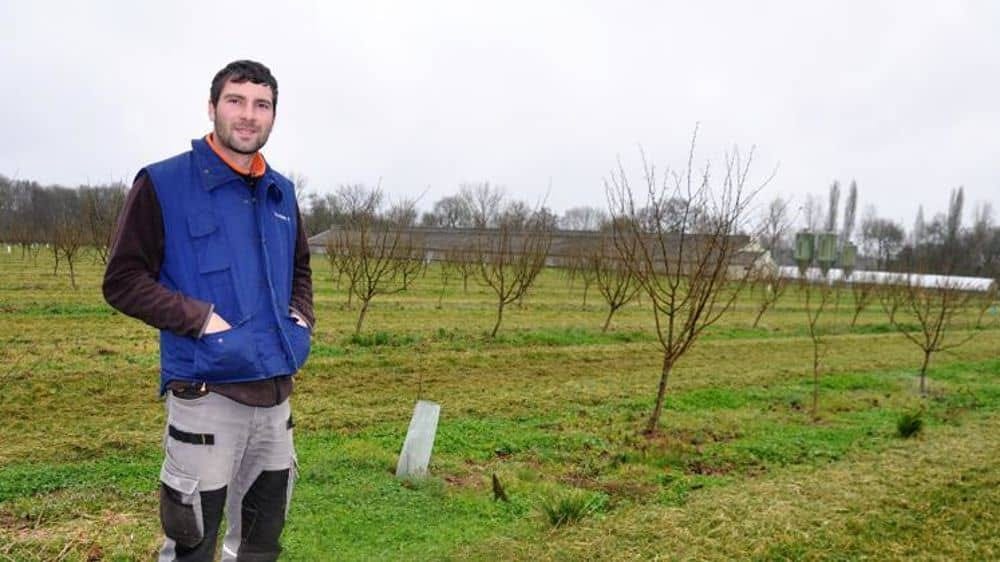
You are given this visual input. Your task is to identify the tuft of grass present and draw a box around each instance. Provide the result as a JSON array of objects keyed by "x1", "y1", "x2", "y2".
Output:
[
  {"x1": 348, "y1": 331, "x2": 420, "y2": 347},
  {"x1": 896, "y1": 411, "x2": 924, "y2": 438},
  {"x1": 536, "y1": 488, "x2": 607, "y2": 528}
]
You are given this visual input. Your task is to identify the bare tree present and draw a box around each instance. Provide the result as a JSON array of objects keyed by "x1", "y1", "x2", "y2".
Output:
[
  {"x1": 757, "y1": 194, "x2": 792, "y2": 254},
  {"x1": 50, "y1": 188, "x2": 88, "y2": 289},
  {"x1": 341, "y1": 193, "x2": 422, "y2": 335},
  {"x1": 560, "y1": 206, "x2": 608, "y2": 231},
  {"x1": 849, "y1": 279, "x2": 877, "y2": 327},
  {"x1": 326, "y1": 220, "x2": 361, "y2": 305},
  {"x1": 801, "y1": 277, "x2": 838, "y2": 420},
  {"x1": 436, "y1": 256, "x2": 456, "y2": 309},
  {"x1": 286, "y1": 171, "x2": 309, "y2": 209},
  {"x1": 302, "y1": 191, "x2": 342, "y2": 236},
  {"x1": 751, "y1": 267, "x2": 790, "y2": 328},
  {"x1": 974, "y1": 284, "x2": 998, "y2": 329},
  {"x1": 477, "y1": 212, "x2": 552, "y2": 338},
  {"x1": 801, "y1": 193, "x2": 825, "y2": 233},
  {"x1": 860, "y1": 207, "x2": 905, "y2": 269},
  {"x1": 81, "y1": 182, "x2": 127, "y2": 264},
  {"x1": 968, "y1": 201, "x2": 995, "y2": 277},
  {"x1": 879, "y1": 276, "x2": 977, "y2": 396},
  {"x1": 449, "y1": 244, "x2": 477, "y2": 294},
  {"x1": 421, "y1": 194, "x2": 473, "y2": 228},
  {"x1": 605, "y1": 131, "x2": 766, "y2": 434},
  {"x1": 0, "y1": 175, "x2": 12, "y2": 245},
  {"x1": 565, "y1": 245, "x2": 597, "y2": 308},
  {"x1": 592, "y1": 234, "x2": 640, "y2": 332},
  {"x1": 460, "y1": 182, "x2": 505, "y2": 228}
]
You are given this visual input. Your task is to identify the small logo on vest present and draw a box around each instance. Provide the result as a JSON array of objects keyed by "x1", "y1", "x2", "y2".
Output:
[{"x1": 273, "y1": 212, "x2": 290, "y2": 222}]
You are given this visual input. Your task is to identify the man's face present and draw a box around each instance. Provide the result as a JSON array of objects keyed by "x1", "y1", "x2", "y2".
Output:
[{"x1": 208, "y1": 79, "x2": 275, "y2": 155}]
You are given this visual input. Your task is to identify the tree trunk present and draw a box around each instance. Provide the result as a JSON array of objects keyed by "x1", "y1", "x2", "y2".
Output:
[
  {"x1": 601, "y1": 306, "x2": 617, "y2": 333},
  {"x1": 645, "y1": 354, "x2": 673, "y2": 435},
  {"x1": 582, "y1": 283, "x2": 589, "y2": 309},
  {"x1": 811, "y1": 338, "x2": 821, "y2": 421},
  {"x1": 919, "y1": 349, "x2": 932, "y2": 396},
  {"x1": 490, "y1": 300, "x2": 505, "y2": 338},
  {"x1": 355, "y1": 298, "x2": 370, "y2": 335},
  {"x1": 752, "y1": 303, "x2": 768, "y2": 328},
  {"x1": 67, "y1": 256, "x2": 77, "y2": 290},
  {"x1": 850, "y1": 307, "x2": 862, "y2": 327}
]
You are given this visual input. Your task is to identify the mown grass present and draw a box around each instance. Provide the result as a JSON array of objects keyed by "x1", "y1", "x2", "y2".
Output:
[{"x1": 1, "y1": 249, "x2": 998, "y2": 560}]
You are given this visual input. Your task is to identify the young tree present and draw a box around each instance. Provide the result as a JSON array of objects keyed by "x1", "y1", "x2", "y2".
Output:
[
  {"x1": 81, "y1": 182, "x2": 127, "y2": 264},
  {"x1": 605, "y1": 132, "x2": 765, "y2": 434},
  {"x1": 565, "y1": 245, "x2": 597, "y2": 308},
  {"x1": 879, "y1": 275, "x2": 977, "y2": 396},
  {"x1": 592, "y1": 233, "x2": 640, "y2": 332},
  {"x1": 342, "y1": 194, "x2": 422, "y2": 335},
  {"x1": 800, "y1": 275, "x2": 838, "y2": 420},
  {"x1": 477, "y1": 207, "x2": 552, "y2": 338},
  {"x1": 50, "y1": 187, "x2": 88, "y2": 288},
  {"x1": 751, "y1": 267, "x2": 790, "y2": 328},
  {"x1": 974, "y1": 284, "x2": 998, "y2": 328},
  {"x1": 849, "y1": 278, "x2": 877, "y2": 327}
]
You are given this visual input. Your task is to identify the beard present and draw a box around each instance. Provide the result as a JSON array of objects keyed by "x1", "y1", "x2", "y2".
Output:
[{"x1": 214, "y1": 119, "x2": 272, "y2": 155}]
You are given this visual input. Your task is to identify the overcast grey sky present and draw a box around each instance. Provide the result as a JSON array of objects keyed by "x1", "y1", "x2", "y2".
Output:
[{"x1": 2, "y1": 1, "x2": 997, "y2": 227}]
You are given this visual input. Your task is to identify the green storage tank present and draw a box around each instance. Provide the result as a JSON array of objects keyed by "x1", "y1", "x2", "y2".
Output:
[
  {"x1": 794, "y1": 232, "x2": 815, "y2": 275},
  {"x1": 816, "y1": 232, "x2": 838, "y2": 275},
  {"x1": 840, "y1": 242, "x2": 857, "y2": 279}
]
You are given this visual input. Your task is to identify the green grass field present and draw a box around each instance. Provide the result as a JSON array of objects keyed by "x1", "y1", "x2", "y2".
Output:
[{"x1": 1, "y1": 249, "x2": 998, "y2": 561}]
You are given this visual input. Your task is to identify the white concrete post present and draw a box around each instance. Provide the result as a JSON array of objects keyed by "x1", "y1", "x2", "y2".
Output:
[{"x1": 396, "y1": 400, "x2": 441, "y2": 478}]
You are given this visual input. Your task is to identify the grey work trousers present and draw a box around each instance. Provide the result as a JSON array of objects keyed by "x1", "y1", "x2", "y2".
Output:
[{"x1": 158, "y1": 391, "x2": 297, "y2": 562}]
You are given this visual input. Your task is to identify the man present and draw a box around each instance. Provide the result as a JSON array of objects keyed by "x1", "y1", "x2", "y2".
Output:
[{"x1": 103, "y1": 60, "x2": 312, "y2": 562}]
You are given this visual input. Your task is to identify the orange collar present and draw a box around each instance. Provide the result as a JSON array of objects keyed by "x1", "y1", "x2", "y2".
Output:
[{"x1": 205, "y1": 133, "x2": 267, "y2": 178}]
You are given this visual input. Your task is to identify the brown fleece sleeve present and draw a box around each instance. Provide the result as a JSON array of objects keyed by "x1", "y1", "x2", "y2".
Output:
[
  {"x1": 102, "y1": 173, "x2": 213, "y2": 337},
  {"x1": 289, "y1": 204, "x2": 315, "y2": 328}
]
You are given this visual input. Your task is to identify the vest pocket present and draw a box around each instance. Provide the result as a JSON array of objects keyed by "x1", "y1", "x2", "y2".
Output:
[
  {"x1": 283, "y1": 316, "x2": 312, "y2": 370},
  {"x1": 198, "y1": 258, "x2": 241, "y2": 324},
  {"x1": 189, "y1": 212, "x2": 243, "y2": 321},
  {"x1": 195, "y1": 322, "x2": 257, "y2": 379}
]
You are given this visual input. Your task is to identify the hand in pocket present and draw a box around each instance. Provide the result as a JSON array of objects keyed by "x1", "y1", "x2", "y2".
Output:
[{"x1": 204, "y1": 312, "x2": 232, "y2": 335}]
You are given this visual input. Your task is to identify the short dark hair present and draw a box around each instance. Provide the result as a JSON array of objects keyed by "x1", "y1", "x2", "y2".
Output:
[{"x1": 210, "y1": 60, "x2": 278, "y2": 110}]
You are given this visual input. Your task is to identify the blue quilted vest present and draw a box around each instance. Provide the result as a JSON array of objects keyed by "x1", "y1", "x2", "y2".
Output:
[{"x1": 144, "y1": 138, "x2": 310, "y2": 394}]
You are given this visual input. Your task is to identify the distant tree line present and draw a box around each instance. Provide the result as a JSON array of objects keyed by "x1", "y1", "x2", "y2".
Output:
[
  {"x1": 0, "y1": 174, "x2": 126, "y2": 287},
  {"x1": 4, "y1": 168, "x2": 997, "y2": 288},
  {"x1": 754, "y1": 184, "x2": 999, "y2": 279}
]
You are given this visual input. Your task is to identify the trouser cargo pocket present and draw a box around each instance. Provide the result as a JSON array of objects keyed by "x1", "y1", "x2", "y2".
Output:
[{"x1": 160, "y1": 464, "x2": 203, "y2": 549}]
